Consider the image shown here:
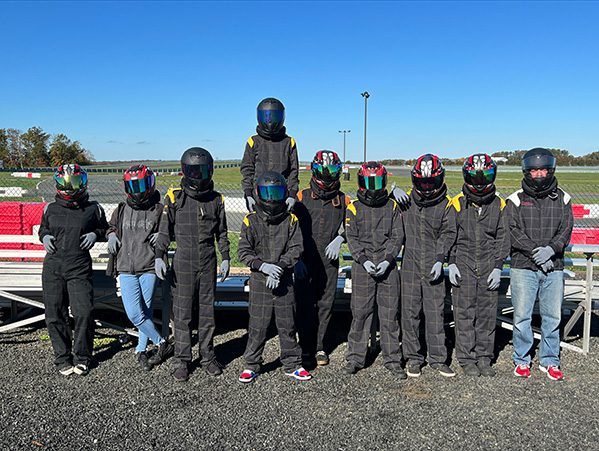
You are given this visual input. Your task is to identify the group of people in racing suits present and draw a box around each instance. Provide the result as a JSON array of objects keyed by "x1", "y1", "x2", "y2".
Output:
[{"x1": 39, "y1": 97, "x2": 573, "y2": 383}]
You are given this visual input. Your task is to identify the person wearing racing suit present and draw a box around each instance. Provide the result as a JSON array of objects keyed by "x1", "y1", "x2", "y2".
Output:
[
  {"x1": 155, "y1": 148, "x2": 230, "y2": 382},
  {"x1": 397, "y1": 154, "x2": 457, "y2": 378},
  {"x1": 39, "y1": 164, "x2": 108, "y2": 376},
  {"x1": 237, "y1": 171, "x2": 311, "y2": 383},
  {"x1": 507, "y1": 148, "x2": 573, "y2": 381},
  {"x1": 240, "y1": 97, "x2": 299, "y2": 212},
  {"x1": 294, "y1": 150, "x2": 349, "y2": 366},
  {"x1": 344, "y1": 162, "x2": 406, "y2": 379},
  {"x1": 447, "y1": 154, "x2": 509, "y2": 377}
]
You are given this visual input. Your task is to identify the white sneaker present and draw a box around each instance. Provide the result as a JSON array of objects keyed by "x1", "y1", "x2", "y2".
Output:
[
  {"x1": 73, "y1": 364, "x2": 89, "y2": 376},
  {"x1": 58, "y1": 365, "x2": 74, "y2": 376}
]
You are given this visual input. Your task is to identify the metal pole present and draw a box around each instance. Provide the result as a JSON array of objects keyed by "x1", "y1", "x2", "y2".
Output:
[
  {"x1": 361, "y1": 92, "x2": 370, "y2": 162},
  {"x1": 338, "y1": 130, "x2": 351, "y2": 163}
]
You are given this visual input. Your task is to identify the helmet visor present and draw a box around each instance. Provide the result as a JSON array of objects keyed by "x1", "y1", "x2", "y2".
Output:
[
  {"x1": 522, "y1": 154, "x2": 556, "y2": 171},
  {"x1": 464, "y1": 168, "x2": 496, "y2": 186},
  {"x1": 312, "y1": 162, "x2": 342, "y2": 181},
  {"x1": 124, "y1": 175, "x2": 154, "y2": 195},
  {"x1": 182, "y1": 163, "x2": 212, "y2": 181},
  {"x1": 257, "y1": 185, "x2": 287, "y2": 202},
  {"x1": 414, "y1": 176, "x2": 443, "y2": 193},
  {"x1": 55, "y1": 172, "x2": 87, "y2": 191},
  {"x1": 362, "y1": 175, "x2": 385, "y2": 190},
  {"x1": 257, "y1": 109, "x2": 284, "y2": 127}
]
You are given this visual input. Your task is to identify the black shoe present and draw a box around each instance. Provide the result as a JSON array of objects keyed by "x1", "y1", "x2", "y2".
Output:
[
  {"x1": 406, "y1": 363, "x2": 422, "y2": 378},
  {"x1": 148, "y1": 340, "x2": 174, "y2": 367},
  {"x1": 316, "y1": 351, "x2": 330, "y2": 366},
  {"x1": 173, "y1": 365, "x2": 189, "y2": 382},
  {"x1": 462, "y1": 363, "x2": 481, "y2": 377},
  {"x1": 430, "y1": 363, "x2": 456, "y2": 377},
  {"x1": 204, "y1": 359, "x2": 224, "y2": 377},
  {"x1": 342, "y1": 362, "x2": 359, "y2": 375},
  {"x1": 137, "y1": 351, "x2": 153, "y2": 372},
  {"x1": 477, "y1": 360, "x2": 496, "y2": 377},
  {"x1": 386, "y1": 365, "x2": 408, "y2": 380}
]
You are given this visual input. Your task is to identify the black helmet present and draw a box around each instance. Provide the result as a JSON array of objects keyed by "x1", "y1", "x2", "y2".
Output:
[
  {"x1": 181, "y1": 147, "x2": 213, "y2": 191},
  {"x1": 522, "y1": 148, "x2": 556, "y2": 191},
  {"x1": 257, "y1": 97, "x2": 285, "y2": 135},
  {"x1": 254, "y1": 171, "x2": 288, "y2": 219},
  {"x1": 54, "y1": 163, "x2": 88, "y2": 201}
]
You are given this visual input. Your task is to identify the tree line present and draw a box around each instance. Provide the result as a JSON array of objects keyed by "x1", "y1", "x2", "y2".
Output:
[
  {"x1": 0, "y1": 127, "x2": 94, "y2": 168},
  {"x1": 349, "y1": 148, "x2": 599, "y2": 166}
]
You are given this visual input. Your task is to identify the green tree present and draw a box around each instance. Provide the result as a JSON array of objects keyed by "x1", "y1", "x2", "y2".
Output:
[
  {"x1": 49, "y1": 133, "x2": 93, "y2": 166},
  {"x1": 21, "y1": 126, "x2": 50, "y2": 166}
]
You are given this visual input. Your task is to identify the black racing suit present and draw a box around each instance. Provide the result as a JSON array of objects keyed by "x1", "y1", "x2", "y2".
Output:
[
  {"x1": 448, "y1": 191, "x2": 509, "y2": 366},
  {"x1": 155, "y1": 186, "x2": 230, "y2": 368},
  {"x1": 39, "y1": 195, "x2": 108, "y2": 367},
  {"x1": 506, "y1": 185, "x2": 573, "y2": 272},
  {"x1": 399, "y1": 189, "x2": 456, "y2": 366},
  {"x1": 237, "y1": 210, "x2": 303, "y2": 373},
  {"x1": 294, "y1": 184, "x2": 349, "y2": 356},
  {"x1": 345, "y1": 197, "x2": 404, "y2": 369},
  {"x1": 240, "y1": 128, "x2": 300, "y2": 198}
]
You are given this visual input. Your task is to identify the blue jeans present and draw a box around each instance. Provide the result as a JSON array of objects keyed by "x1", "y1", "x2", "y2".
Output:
[
  {"x1": 119, "y1": 273, "x2": 163, "y2": 353},
  {"x1": 511, "y1": 268, "x2": 564, "y2": 367}
]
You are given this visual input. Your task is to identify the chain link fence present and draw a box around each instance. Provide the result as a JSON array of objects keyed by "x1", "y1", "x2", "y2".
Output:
[{"x1": 1, "y1": 170, "x2": 599, "y2": 263}]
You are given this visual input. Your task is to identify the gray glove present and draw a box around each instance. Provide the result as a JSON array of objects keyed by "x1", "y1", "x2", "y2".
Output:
[
  {"x1": 107, "y1": 233, "x2": 121, "y2": 255},
  {"x1": 266, "y1": 274, "x2": 280, "y2": 290},
  {"x1": 155, "y1": 258, "x2": 167, "y2": 280},
  {"x1": 487, "y1": 268, "x2": 502, "y2": 291},
  {"x1": 363, "y1": 260, "x2": 377, "y2": 275},
  {"x1": 540, "y1": 259, "x2": 554, "y2": 274},
  {"x1": 294, "y1": 260, "x2": 309, "y2": 280},
  {"x1": 448, "y1": 263, "x2": 461, "y2": 286},
  {"x1": 259, "y1": 263, "x2": 283, "y2": 278},
  {"x1": 391, "y1": 184, "x2": 410, "y2": 206},
  {"x1": 285, "y1": 197, "x2": 296, "y2": 212},
  {"x1": 430, "y1": 261, "x2": 443, "y2": 281},
  {"x1": 42, "y1": 235, "x2": 56, "y2": 254},
  {"x1": 325, "y1": 236, "x2": 344, "y2": 260},
  {"x1": 532, "y1": 246, "x2": 555, "y2": 265},
  {"x1": 219, "y1": 259, "x2": 230, "y2": 283},
  {"x1": 245, "y1": 196, "x2": 256, "y2": 212},
  {"x1": 374, "y1": 260, "x2": 390, "y2": 277},
  {"x1": 80, "y1": 232, "x2": 97, "y2": 250},
  {"x1": 149, "y1": 232, "x2": 159, "y2": 247}
]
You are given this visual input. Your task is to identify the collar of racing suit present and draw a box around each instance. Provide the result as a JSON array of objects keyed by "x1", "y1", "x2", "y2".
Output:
[
  {"x1": 255, "y1": 202, "x2": 289, "y2": 224},
  {"x1": 462, "y1": 184, "x2": 496, "y2": 206},
  {"x1": 357, "y1": 188, "x2": 389, "y2": 207},
  {"x1": 54, "y1": 192, "x2": 90, "y2": 209},
  {"x1": 181, "y1": 179, "x2": 215, "y2": 201},
  {"x1": 309, "y1": 177, "x2": 341, "y2": 201},
  {"x1": 126, "y1": 189, "x2": 161, "y2": 210},
  {"x1": 521, "y1": 177, "x2": 559, "y2": 200},
  {"x1": 256, "y1": 125, "x2": 288, "y2": 142},
  {"x1": 411, "y1": 184, "x2": 448, "y2": 208}
]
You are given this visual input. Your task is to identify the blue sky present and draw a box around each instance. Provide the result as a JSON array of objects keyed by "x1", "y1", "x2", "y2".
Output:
[{"x1": 1, "y1": 1, "x2": 598, "y2": 162}]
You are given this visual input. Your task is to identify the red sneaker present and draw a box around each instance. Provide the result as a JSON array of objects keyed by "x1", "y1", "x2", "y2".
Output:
[
  {"x1": 285, "y1": 367, "x2": 312, "y2": 381},
  {"x1": 238, "y1": 369, "x2": 257, "y2": 384},
  {"x1": 539, "y1": 364, "x2": 564, "y2": 381},
  {"x1": 513, "y1": 364, "x2": 531, "y2": 378}
]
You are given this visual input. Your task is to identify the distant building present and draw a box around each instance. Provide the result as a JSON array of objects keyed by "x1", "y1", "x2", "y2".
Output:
[{"x1": 492, "y1": 156, "x2": 508, "y2": 163}]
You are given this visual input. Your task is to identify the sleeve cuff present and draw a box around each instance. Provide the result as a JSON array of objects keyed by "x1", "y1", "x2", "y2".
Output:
[
  {"x1": 251, "y1": 259, "x2": 264, "y2": 271},
  {"x1": 289, "y1": 189, "x2": 298, "y2": 198},
  {"x1": 356, "y1": 255, "x2": 368, "y2": 265},
  {"x1": 494, "y1": 258, "x2": 505, "y2": 270},
  {"x1": 448, "y1": 255, "x2": 456, "y2": 265},
  {"x1": 244, "y1": 190, "x2": 254, "y2": 198},
  {"x1": 549, "y1": 242, "x2": 562, "y2": 254},
  {"x1": 436, "y1": 254, "x2": 446, "y2": 263},
  {"x1": 221, "y1": 253, "x2": 230, "y2": 261},
  {"x1": 385, "y1": 254, "x2": 396, "y2": 265}
]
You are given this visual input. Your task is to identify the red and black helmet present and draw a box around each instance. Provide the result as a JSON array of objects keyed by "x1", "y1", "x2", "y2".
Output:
[
  {"x1": 358, "y1": 161, "x2": 387, "y2": 192},
  {"x1": 462, "y1": 153, "x2": 497, "y2": 195},
  {"x1": 311, "y1": 150, "x2": 342, "y2": 189},
  {"x1": 411, "y1": 154, "x2": 445, "y2": 198},
  {"x1": 54, "y1": 163, "x2": 88, "y2": 201},
  {"x1": 123, "y1": 164, "x2": 156, "y2": 205}
]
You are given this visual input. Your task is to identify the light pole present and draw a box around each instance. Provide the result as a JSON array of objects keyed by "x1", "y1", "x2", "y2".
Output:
[
  {"x1": 361, "y1": 91, "x2": 370, "y2": 162},
  {"x1": 338, "y1": 129, "x2": 351, "y2": 163}
]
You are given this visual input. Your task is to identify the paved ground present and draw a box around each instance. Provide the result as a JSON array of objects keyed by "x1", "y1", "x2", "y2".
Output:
[{"x1": 1, "y1": 312, "x2": 599, "y2": 450}]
